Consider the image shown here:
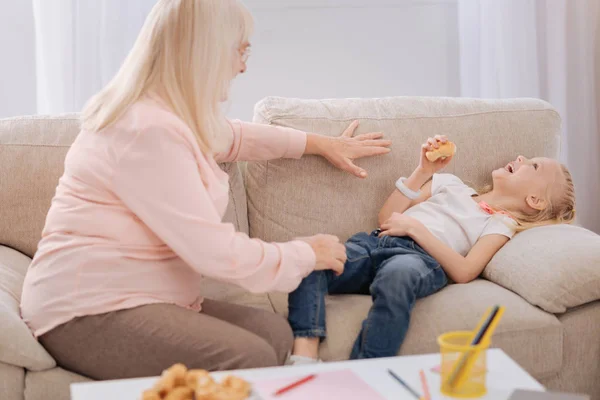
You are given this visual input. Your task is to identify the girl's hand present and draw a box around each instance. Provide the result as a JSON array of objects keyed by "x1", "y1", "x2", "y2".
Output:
[
  {"x1": 297, "y1": 234, "x2": 346, "y2": 276},
  {"x1": 306, "y1": 121, "x2": 392, "y2": 179},
  {"x1": 418, "y1": 135, "x2": 453, "y2": 176},
  {"x1": 379, "y1": 212, "x2": 424, "y2": 238}
]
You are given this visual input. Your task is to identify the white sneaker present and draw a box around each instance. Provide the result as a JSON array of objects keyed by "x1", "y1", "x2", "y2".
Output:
[{"x1": 286, "y1": 355, "x2": 322, "y2": 366}]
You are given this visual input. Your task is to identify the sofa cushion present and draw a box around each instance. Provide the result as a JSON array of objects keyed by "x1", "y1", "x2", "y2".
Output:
[
  {"x1": 199, "y1": 278, "x2": 273, "y2": 312},
  {"x1": 0, "y1": 362, "x2": 24, "y2": 400},
  {"x1": 483, "y1": 224, "x2": 600, "y2": 313},
  {"x1": 543, "y1": 302, "x2": 600, "y2": 397},
  {"x1": 25, "y1": 367, "x2": 92, "y2": 400},
  {"x1": 269, "y1": 279, "x2": 563, "y2": 380},
  {"x1": 247, "y1": 96, "x2": 560, "y2": 243},
  {"x1": 0, "y1": 115, "x2": 80, "y2": 257},
  {"x1": 0, "y1": 115, "x2": 248, "y2": 258},
  {"x1": 0, "y1": 246, "x2": 56, "y2": 370}
]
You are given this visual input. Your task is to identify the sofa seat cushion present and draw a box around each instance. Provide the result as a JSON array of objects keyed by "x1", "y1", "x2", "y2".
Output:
[
  {"x1": 0, "y1": 362, "x2": 24, "y2": 400},
  {"x1": 199, "y1": 278, "x2": 274, "y2": 313},
  {"x1": 483, "y1": 224, "x2": 600, "y2": 313},
  {"x1": 25, "y1": 367, "x2": 91, "y2": 400},
  {"x1": 0, "y1": 246, "x2": 55, "y2": 370},
  {"x1": 269, "y1": 280, "x2": 562, "y2": 380}
]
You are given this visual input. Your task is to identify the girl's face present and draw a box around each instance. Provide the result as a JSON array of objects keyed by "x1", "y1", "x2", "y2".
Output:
[{"x1": 492, "y1": 156, "x2": 564, "y2": 212}]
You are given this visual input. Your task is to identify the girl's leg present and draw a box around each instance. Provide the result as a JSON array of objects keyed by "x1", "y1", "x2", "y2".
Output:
[
  {"x1": 287, "y1": 232, "x2": 378, "y2": 359},
  {"x1": 39, "y1": 302, "x2": 288, "y2": 380},
  {"x1": 350, "y1": 253, "x2": 448, "y2": 359}
]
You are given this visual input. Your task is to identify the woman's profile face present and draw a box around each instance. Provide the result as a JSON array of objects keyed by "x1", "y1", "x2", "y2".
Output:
[{"x1": 235, "y1": 42, "x2": 251, "y2": 77}]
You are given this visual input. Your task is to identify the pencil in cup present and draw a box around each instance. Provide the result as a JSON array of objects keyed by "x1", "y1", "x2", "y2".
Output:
[
  {"x1": 438, "y1": 306, "x2": 505, "y2": 398},
  {"x1": 451, "y1": 306, "x2": 504, "y2": 388}
]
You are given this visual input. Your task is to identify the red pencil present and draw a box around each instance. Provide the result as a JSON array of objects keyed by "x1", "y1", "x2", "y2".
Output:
[{"x1": 273, "y1": 374, "x2": 317, "y2": 396}]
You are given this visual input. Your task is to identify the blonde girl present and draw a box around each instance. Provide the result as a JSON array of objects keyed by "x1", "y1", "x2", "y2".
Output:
[{"x1": 289, "y1": 135, "x2": 575, "y2": 362}]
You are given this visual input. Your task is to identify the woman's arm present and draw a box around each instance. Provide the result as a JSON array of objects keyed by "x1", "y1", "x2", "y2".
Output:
[
  {"x1": 380, "y1": 213, "x2": 509, "y2": 283},
  {"x1": 216, "y1": 120, "x2": 307, "y2": 163},
  {"x1": 112, "y1": 125, "x2": 316, "y2": 293},
  {"x1": 216, "y1": 120, "x2": 391, "y2": 178}
]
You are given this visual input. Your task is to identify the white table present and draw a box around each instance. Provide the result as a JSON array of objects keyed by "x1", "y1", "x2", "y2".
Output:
[{"x1": 71, "y1": 348, "x2": 544, "y2": 400}]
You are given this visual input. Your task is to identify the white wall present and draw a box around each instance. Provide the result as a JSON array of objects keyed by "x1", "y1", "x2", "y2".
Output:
[
  {"x1": 0, "y1": 0, "x2": 37, "y2": 118},
  {"x1": 0, "y1": 0, "x2": 460, "y2": 120},
  {"x1": 229, "y1": 0, "x2": 460, "y2": 121}
]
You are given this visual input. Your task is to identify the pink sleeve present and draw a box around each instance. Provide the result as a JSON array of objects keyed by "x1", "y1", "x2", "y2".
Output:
[
  {"x1": 215, "y1": 120, "x2": 307, "y2": 163},
  {"x1": 112, "y1": 126, "x2": 316, "y2": 293}
]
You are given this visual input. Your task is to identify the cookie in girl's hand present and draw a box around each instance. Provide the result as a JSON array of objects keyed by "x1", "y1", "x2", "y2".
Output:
[{"x1": 426, "y1": 141, "x2": 457, "y2": 162}]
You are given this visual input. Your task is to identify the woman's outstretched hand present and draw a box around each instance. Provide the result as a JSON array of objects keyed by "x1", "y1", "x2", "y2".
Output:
[
  {"x1": 305, "y1": 120, "x2": 392, "y2": 178},
  {"x1": 297, "y1": 234, "x2": 346, "y2": 276}
]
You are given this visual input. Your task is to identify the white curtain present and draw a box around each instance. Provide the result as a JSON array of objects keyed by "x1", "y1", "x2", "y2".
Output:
[
  {"x1": 458, "y1": 0, "x2": 600, "y2": 233},
  {"x1": 32, "y1": 0, "x2": 156, "y2": 114}
]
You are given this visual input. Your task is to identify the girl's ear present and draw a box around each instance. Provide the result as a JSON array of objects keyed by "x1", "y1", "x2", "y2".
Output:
[{"x1": 526, "y1": 195, "x2": 547, "y2": 211}]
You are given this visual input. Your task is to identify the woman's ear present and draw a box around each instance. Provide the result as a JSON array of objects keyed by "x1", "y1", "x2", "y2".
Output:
[{"x1": 526, "y1": 195, "x2": 547, "y2": 211}]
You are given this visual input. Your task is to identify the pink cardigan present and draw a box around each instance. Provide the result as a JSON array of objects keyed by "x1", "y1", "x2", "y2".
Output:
[{"x1": 20, "y1": 96, "x2": 316, "y2": 337}]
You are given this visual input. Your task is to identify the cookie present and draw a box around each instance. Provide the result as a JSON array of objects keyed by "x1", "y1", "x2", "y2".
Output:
[{"x1": 164, "y1": 386, "x2": 194, "y2": 400}]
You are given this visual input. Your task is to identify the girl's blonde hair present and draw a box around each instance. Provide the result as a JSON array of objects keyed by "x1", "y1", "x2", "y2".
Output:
[
  {"x1": 82, "y1": 0, "x2": 254, "y2": 153},
  {"x1": 480, "y1": 164, "x2": 576, "y2": 232}
]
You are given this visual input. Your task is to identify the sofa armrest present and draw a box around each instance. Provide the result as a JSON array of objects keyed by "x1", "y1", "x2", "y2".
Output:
[
  {"x1": 482, "y1": 224, "x2": 600, "y2": 314},
  {"x1": 0, "y1": 246, "x2": 56, "y2": 370}
]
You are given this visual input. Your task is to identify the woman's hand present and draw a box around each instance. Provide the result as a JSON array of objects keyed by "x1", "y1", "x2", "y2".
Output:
[
  {"x1": 305, "y1": 120, "x2": 392, "y2": 178},
  {"x1": 379, "y1": 212, "x2": 425, "y2": 238},
  {"x1": 418, "y1": 134, "x2": 453, "y2": 177},
  {"x1": 298, "y1": 234, "x2": 346, "y2": 275}
]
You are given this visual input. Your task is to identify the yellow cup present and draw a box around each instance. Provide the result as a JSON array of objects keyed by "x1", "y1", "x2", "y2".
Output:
[{"x1": 438, "y1": 331, "x2": 490, "y2": 398}]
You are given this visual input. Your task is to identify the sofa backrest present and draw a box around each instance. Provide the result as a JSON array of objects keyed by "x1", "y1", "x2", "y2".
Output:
[
  {"x1": 0, "y1": 115, "x2": 248, "y2": 258},
  {"x1": 246, "y1": 96, "x2": 561, "y2": 243}
]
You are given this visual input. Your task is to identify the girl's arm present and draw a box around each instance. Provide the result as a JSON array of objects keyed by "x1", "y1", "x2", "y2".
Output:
[
  {"x1": 378, "y1": 168, "x2": 432, "y2": 226},
  {"x1": 216, "y1": 120, "x2": 391, "y2": 178},
  {"x1": 378, "y1": 135, "x2": 453, "y2": 225},
  {"x1": 380, "y1": 213, "x2": 509, "y2": 283},
  {"x1": 411, "y1": 224, "x2": 509, "y2": 283}
]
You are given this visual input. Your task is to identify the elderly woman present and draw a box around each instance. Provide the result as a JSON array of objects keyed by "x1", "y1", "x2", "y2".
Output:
[{"x1": 20, "y1": 0, "x2": 390, "y2": 380}]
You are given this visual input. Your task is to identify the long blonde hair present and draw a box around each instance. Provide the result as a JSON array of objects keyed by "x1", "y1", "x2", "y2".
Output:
[
  {"x1": 82, "y1": 0, "x2": 254, "y2": 153},
  {"x1": 480, "y1": 164, "x2": 576, "y2": 232}
]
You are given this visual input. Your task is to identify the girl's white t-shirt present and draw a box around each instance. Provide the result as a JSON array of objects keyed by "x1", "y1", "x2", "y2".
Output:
[{"x1": 403, "y1": 173, "x2": 516, "y2": 256}]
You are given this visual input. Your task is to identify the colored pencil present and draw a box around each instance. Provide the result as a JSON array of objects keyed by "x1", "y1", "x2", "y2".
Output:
[
  {"x1": 419, "y1": 369, "x2": 431, "y2": 400},
  {"x1": 387, "y1": 369, "x2": 422, "y2": 400},
  {"x1": 273, "y1": 374, "x2": 316, "y2": 396},
  {"x1": 446, "y1": 305, "x2": 505, "y2": 389}
]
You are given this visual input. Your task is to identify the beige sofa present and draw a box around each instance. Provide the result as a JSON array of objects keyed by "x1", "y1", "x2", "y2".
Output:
[{"x1": 1, "y1": 97, "x2": 599, "y2": 400}]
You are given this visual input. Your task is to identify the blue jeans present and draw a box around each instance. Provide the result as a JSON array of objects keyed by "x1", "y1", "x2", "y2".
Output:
[{"x1": 288, "y1": 231, "x2": 448, "y2": 359}]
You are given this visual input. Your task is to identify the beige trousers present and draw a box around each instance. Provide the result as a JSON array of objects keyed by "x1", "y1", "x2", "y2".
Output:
[{"x1": 39, "y1": 299, "x2": 293, "y2": 380}]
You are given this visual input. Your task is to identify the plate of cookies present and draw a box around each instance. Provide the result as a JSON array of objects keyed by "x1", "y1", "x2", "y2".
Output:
[{"x1": 141, "y1": 363, "x2": 261, "y2": 400}]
